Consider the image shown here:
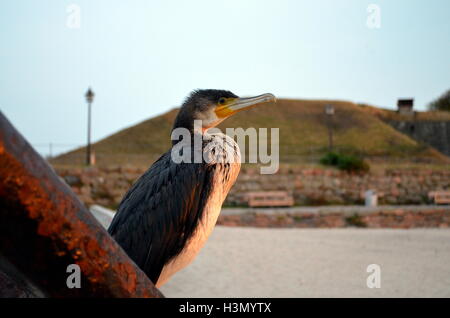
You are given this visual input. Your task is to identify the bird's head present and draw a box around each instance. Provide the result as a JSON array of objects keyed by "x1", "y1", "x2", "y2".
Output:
[{"x1": 173, "y1": 89, "x2": 276, "y2": 133}]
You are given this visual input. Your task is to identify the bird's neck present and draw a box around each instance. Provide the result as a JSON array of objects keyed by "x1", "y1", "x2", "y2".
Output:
[{"x1": 172, "y1": 120, "x2": 207, "y2": 145}]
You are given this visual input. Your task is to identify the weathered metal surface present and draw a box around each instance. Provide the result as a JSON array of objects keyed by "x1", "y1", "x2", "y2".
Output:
[
  {"x1": 0, "y1": 254, "x2": 46, "y2": 297},
  {"x1": 0, "y1": 111, "x2": 163, "y2": 297}
]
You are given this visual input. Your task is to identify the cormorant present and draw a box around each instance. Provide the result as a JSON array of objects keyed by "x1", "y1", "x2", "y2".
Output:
[{"x1": 108, "y1": 89, "x2": 275, "y2": 287}]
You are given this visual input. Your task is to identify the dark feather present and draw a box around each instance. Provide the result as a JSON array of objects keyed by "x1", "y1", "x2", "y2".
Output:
[{"x1": 108, "y1": 150, "x2": 222, "y2": 284}]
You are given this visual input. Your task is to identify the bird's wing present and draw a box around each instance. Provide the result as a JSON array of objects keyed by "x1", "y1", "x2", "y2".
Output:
[{"x1": 108, "y1": 151, "x2": 220, "y2": 284}]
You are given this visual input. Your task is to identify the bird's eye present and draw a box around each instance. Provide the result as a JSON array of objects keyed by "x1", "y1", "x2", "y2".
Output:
[{"x1": 218, "y1": 97, "x2": 226, "y2": 105}]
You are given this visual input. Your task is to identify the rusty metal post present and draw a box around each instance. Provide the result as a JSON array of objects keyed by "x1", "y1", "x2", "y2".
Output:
[{"x1": 0, "y1": 111, "x2": 163, "y2": 298}]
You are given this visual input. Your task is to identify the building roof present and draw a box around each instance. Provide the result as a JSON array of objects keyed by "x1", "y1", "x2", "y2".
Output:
[{"x1": 397, "y1": 99, "x2": 414, "y2": 108}]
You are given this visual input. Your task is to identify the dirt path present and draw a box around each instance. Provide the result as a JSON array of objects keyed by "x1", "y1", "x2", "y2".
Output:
[{"x1": 160, "y1": 227, "x2": 450, "y2": 297}]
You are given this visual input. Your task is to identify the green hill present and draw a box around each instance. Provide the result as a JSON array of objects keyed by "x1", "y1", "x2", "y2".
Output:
[{"x1": 51, "y1": 99, "x2": 449, "y2": 167}]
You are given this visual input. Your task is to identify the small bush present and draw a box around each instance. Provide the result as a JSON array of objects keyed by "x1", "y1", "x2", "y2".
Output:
[
  {"x1": 345, "y1": 214, "x2": 367, "y2": 228},
  {"x1": 320, "y1": 152, "x2": 370, "y2": 172},
  {"x1": 319, "y1": 152, "x2": 340, "y2": 166},
  {"x1": 428, "y1": 88, "x2": 450, "y2": 112}
]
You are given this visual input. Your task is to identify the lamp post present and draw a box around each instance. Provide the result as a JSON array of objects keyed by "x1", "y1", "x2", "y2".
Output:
[
  {"x1": 85, "y1": 88, "x2": 95, "y2": 166},
  {"x1": 325, "y1": 104, "x2": 335, "y2": 152}
]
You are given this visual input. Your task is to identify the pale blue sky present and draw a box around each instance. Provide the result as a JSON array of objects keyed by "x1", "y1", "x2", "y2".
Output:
[{"x1": 1, "y1": 0, "x2": 449, "y2": 156}]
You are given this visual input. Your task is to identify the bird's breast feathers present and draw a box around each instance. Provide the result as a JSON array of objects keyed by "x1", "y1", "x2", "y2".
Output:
[{"x1": 157, "y1": 134, "x2": 241, "y2": 286}]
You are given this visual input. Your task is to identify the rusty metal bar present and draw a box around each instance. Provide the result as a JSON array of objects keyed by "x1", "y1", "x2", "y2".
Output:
[{"x1": 0, "y1": 111, "x2": 163, "y2": 297}]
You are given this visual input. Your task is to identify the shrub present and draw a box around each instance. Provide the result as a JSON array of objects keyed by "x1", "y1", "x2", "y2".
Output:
[
  {"x1": 428, "y1": 89, "x2": 450, "y2": 112},
  {"x1": 320, "y1": 152, "x2": 370, "y2": 172},
  {"x1": 345, "y1": 214, "x2": 367, "y2": 227},
  {"x1": 319, "y1": 152, "x2": 340, "y2": 166}
]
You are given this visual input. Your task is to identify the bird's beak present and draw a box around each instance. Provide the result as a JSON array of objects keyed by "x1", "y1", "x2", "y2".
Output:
[{"x1": 215, "y1": 93, "x2": 276, "y2": 118}]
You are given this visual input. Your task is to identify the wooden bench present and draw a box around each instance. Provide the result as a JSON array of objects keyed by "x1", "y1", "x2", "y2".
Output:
[
  {"x1": 245, "y1": 191, "x2": 294, "y2": 207},
  {"x1": 428, "y1": 191, "x2": 450, "y2": 205}
]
